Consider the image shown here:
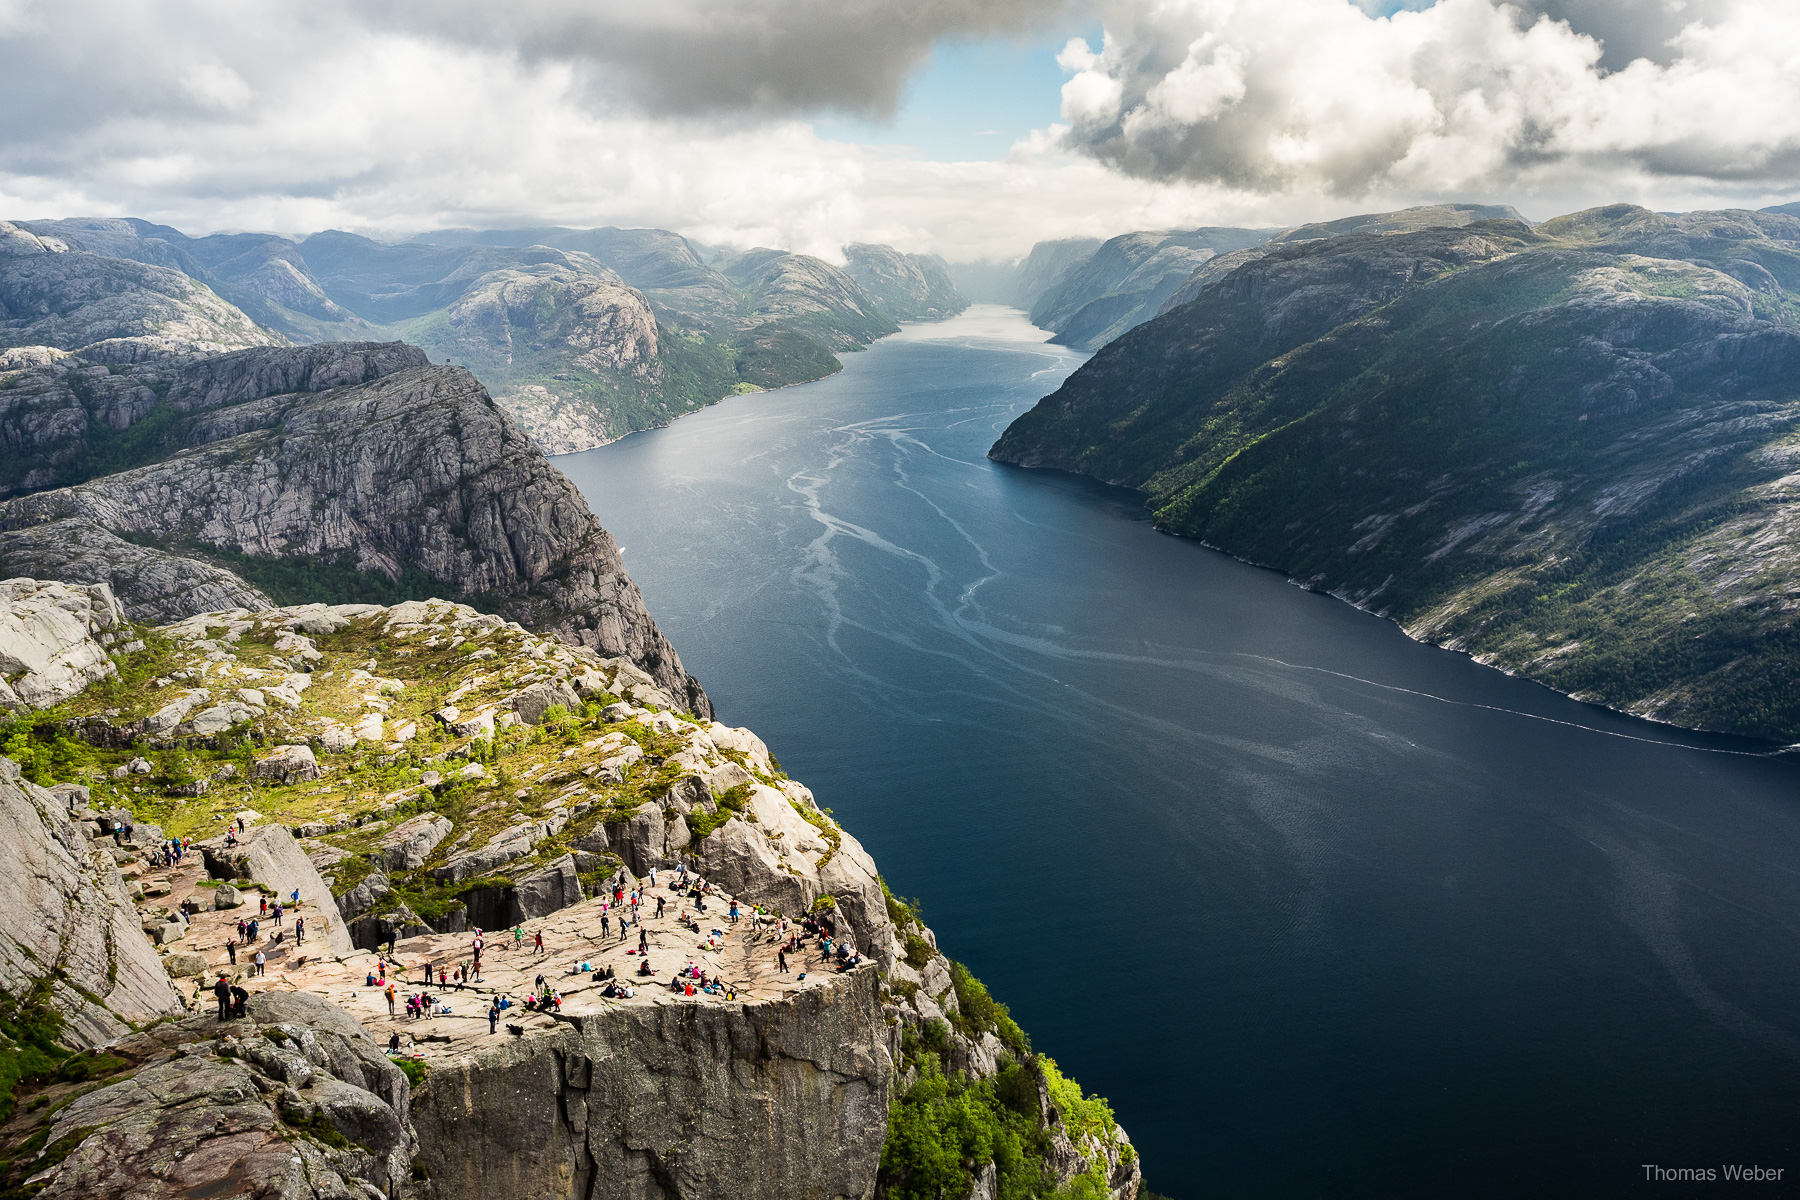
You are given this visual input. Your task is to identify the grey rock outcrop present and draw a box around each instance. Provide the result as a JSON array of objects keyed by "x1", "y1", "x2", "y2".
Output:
[
  {"x1": 17, "y1": 990, "x2": 414, "y2": 1200},
  {"x1": 512, "y1": 677, "x2": 581, "y2": 724},
  {"x1": 332, "y1": 870, "x2": 391, "y2": 921},
  {"x1": 513, "y1": 853, "x2": 583, "y2": 919},
  {"x1": 433, "y1": 814, "x2": 565, "y2": 883},
  {"x1": 0, "y1": 754, "x2": 181, "y2": 1048},
  {"x1": 198, "y1": 825, "x2": 354, "y2": 956},
  {"x1": 0, "y1": 230, "x2": 279, "y2": 360},
  {"x1": 0, "y1": 518, "x2": 273, "y2": 620},
  {"x1": 410, "y1": 967, "x2": 892, "y2": 1200},
  {"x1": 0, "y1": 348, "x2": 709, "y2": 714},
  {"x1": 0, "y1": 576, "x2": 123, "y2": 709},
  {"x1": 373, "y1": 813, "x2": 452, "y2": 873},
  {"x1": 250, "y1": 744, "x2": 321, "y2": 785}
]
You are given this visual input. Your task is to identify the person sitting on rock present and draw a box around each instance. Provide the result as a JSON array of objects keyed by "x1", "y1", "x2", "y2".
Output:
[
  {"x1": 389, "y1": 1032, "x2": 401, "y2": 1053},
  {"x1": 636, "y1": 959, "x2": 656, "y2": 977}
]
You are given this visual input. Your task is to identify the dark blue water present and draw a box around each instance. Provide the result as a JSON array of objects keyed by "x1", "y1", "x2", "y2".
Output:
[{"x1": 558, "y1": 306, "x2": 1800, "y2": 1198}]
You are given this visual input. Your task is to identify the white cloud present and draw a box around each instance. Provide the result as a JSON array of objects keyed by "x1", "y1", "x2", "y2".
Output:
[
  {"x1": 1, "y1": 0, "x2": 1797, "y2": 265},
  {"x1": 1057, "y1": 0, "x2": 1800, "y2": 201}
]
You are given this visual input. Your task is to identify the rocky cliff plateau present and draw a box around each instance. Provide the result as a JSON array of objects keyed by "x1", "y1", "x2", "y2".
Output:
[
  {"x1": 993, "y1": 204, "x2": 1800, "y2": 742},
  {"x1": 0, "y1": 341, "x2": 707, "y2": 715},
  {"x1": 0, "y1": 589, "x2": 1141, "y2": 1200}
]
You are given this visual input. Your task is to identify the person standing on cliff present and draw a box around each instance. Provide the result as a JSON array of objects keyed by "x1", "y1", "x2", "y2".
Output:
[
  {"x1": 601, "y1": 910, "x2": 610, "y2": 939},
  {"x1": 213, "y1": 974, "x2": 231, "y2": 1019},
  {"x1": 294, "y1": 917, "x2": 304, "y2": 945},
  {"x1": 226, "y1": 938, "x2": 237, "y2": 965},
  {"x1": 253, "y1": 949, "x2": 265, "y2": 976},
  {"x1": 777, "y1": 946, "x2": 789, "y2": 973},
  {"x1": 488, "y1": 1001, "x2": 499, "y2": 1035},
  {"x1": 534, "y1": 930, "x2": 545, "y2": 957}
]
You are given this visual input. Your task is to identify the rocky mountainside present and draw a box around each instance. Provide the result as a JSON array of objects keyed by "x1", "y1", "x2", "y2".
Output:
[
  {"x1": 1028, "y1": 227, "x2": 1274, "y2": 350},
  {"x1": 337, "y1": 226, "x2": 915, "y2": 452},
  {"x1": 5, "y1": 217, "x2": 969, "y2": 458},
  {"x1": 1, "y1": 222, "x2": 281, "y2": 361},
  {"x1": 841, "y1": 243, "x2": 968, "y2": 320},
  {"x1": 12, "y1": 217, "x2": 377, "y2": 344},
  {"x1": 993, "y1": 205, "x2": 1800, "y2": 741},
  {"x1": 0, "y1": 591, "x2": 1142, "y2": 1200},
  {"x1": 0, "y1": 342, "x2": 708, "y2": 713}
]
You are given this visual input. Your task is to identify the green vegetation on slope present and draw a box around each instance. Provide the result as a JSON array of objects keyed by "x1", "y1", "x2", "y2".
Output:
[{"x1": 993, "y1": 207, "x2": 1800, "y2": 740}]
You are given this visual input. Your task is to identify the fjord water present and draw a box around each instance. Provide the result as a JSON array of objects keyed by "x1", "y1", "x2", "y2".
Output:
[{"x1": 559, "y1": 306, "x2": 1800, "y2": 1197}]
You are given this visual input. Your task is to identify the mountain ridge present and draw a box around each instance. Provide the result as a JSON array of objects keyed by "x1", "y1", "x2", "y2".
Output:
[{"x1": 992, "y1": 205, "x2": 1800, "y2": 742}]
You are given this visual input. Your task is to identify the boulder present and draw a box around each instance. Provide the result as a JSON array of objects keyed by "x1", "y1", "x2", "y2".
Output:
[
  {"x1": 512, "y1": 678, "x2": 581, "y2": 725},
  {"x1": 0, "y1": 578, "x2": 122, "y2": 710},
  {"x1": 514, "y1": 854, "x2": 584, "y2": 919},
  {"x1": 251, "y1": 744, "x2": 321, "y2": 784},
  {"x1": 334, "y1": 870, "x2": 391, "y2": 921},
  {"x1": 49, "y1": 782, "x2": 91, "y2": 812},
  {"x1": 198, "y1": 824, "x2": 353, "y2": 956},
  {"x1": 162, "y1": 951, "x2": 208, "y2": 977},
  {"x1": 212, "y1": 882, "x2": 243, "y2": 909},
  {"x1": 373, "y1": 813, "x2": 452, "y2": 872},
  {"x1": 188, "y1": 700, "x2": 259, "y2": 735}
]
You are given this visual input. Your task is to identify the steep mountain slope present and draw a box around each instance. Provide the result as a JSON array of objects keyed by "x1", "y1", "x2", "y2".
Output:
[
  {"x1": 841, "y1": 243, "x2": 968, "y2": 320},
  {"x1": 5, "y1": 218, "x2": 957, "y2": 458},
  {"x1": 310, "y1": 228, "x2": 905, "y2": 452},
  {"x1": 1, "y1": 223, "x2": 280, "y2": 360},
  {"x1": 1028, "y1": 226, "x2": 1274, "y2": 350},
  {"x1": 14, "y1": 218, "x2": 375, "y2": 343},
  {"x1": 719, "y1": 247, "x2": 898, "y2": 347},
  {"x1": 993, "y1": 207, "x2": 1800, "y2": 741},
  {"x1": 0, "y1": 342, "x2": 709, "y2": 713}
]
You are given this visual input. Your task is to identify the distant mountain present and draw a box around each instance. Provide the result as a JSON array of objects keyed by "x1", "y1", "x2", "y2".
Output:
[
  {"x1": 993, "y1": 205, "x2": 1800, "y2": 741},
  {"x1": 13, "y1": 217, "x2": 374, "y2": 342},
  {"x1": 1010, "y1": 238, "x2": 1105, "y2": 312},
  {"x1": 3, "y1": 217, "x2": 956, "y2": 455},
  {"x1": 1265, "y1": 202, "x2": 1525, "y2": 244},
  {"x1": 841, "y1": 243, "x2": 967, "y2": 320},
  {"x1": 0, "y1": 221, "x2": 279, "y2": 360},
  {"x1": 1027, "y1": 227, "x2": 1275, "y2": 350}
]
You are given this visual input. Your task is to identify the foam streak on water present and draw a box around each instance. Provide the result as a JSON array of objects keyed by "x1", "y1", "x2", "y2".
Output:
[{"x1": 556, "y1": 307, "x2": 1800, "y2": 1198}]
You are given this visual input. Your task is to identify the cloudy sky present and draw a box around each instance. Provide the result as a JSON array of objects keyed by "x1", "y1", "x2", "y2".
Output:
[{"x1": 3, "y1": 0, "x2": 1797, "y2": 260}]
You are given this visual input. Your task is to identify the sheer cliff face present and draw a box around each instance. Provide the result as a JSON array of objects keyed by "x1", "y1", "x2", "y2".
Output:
[
  {"x1": 412, "y1": 972, "x2": 893, "y2": 1200},
  {"x1": 993, "y1": 206, "x2": 1800, "y2": 741},
  {"x1": 1026, "y1": 226, "x2": 1275, "y2": 351},
  {"x1": 0, "y1": 756, "x2": 181, "y2": 1048},
  {"x1": 0, "y1": 343, "x2": 709, "y2": 715}
]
